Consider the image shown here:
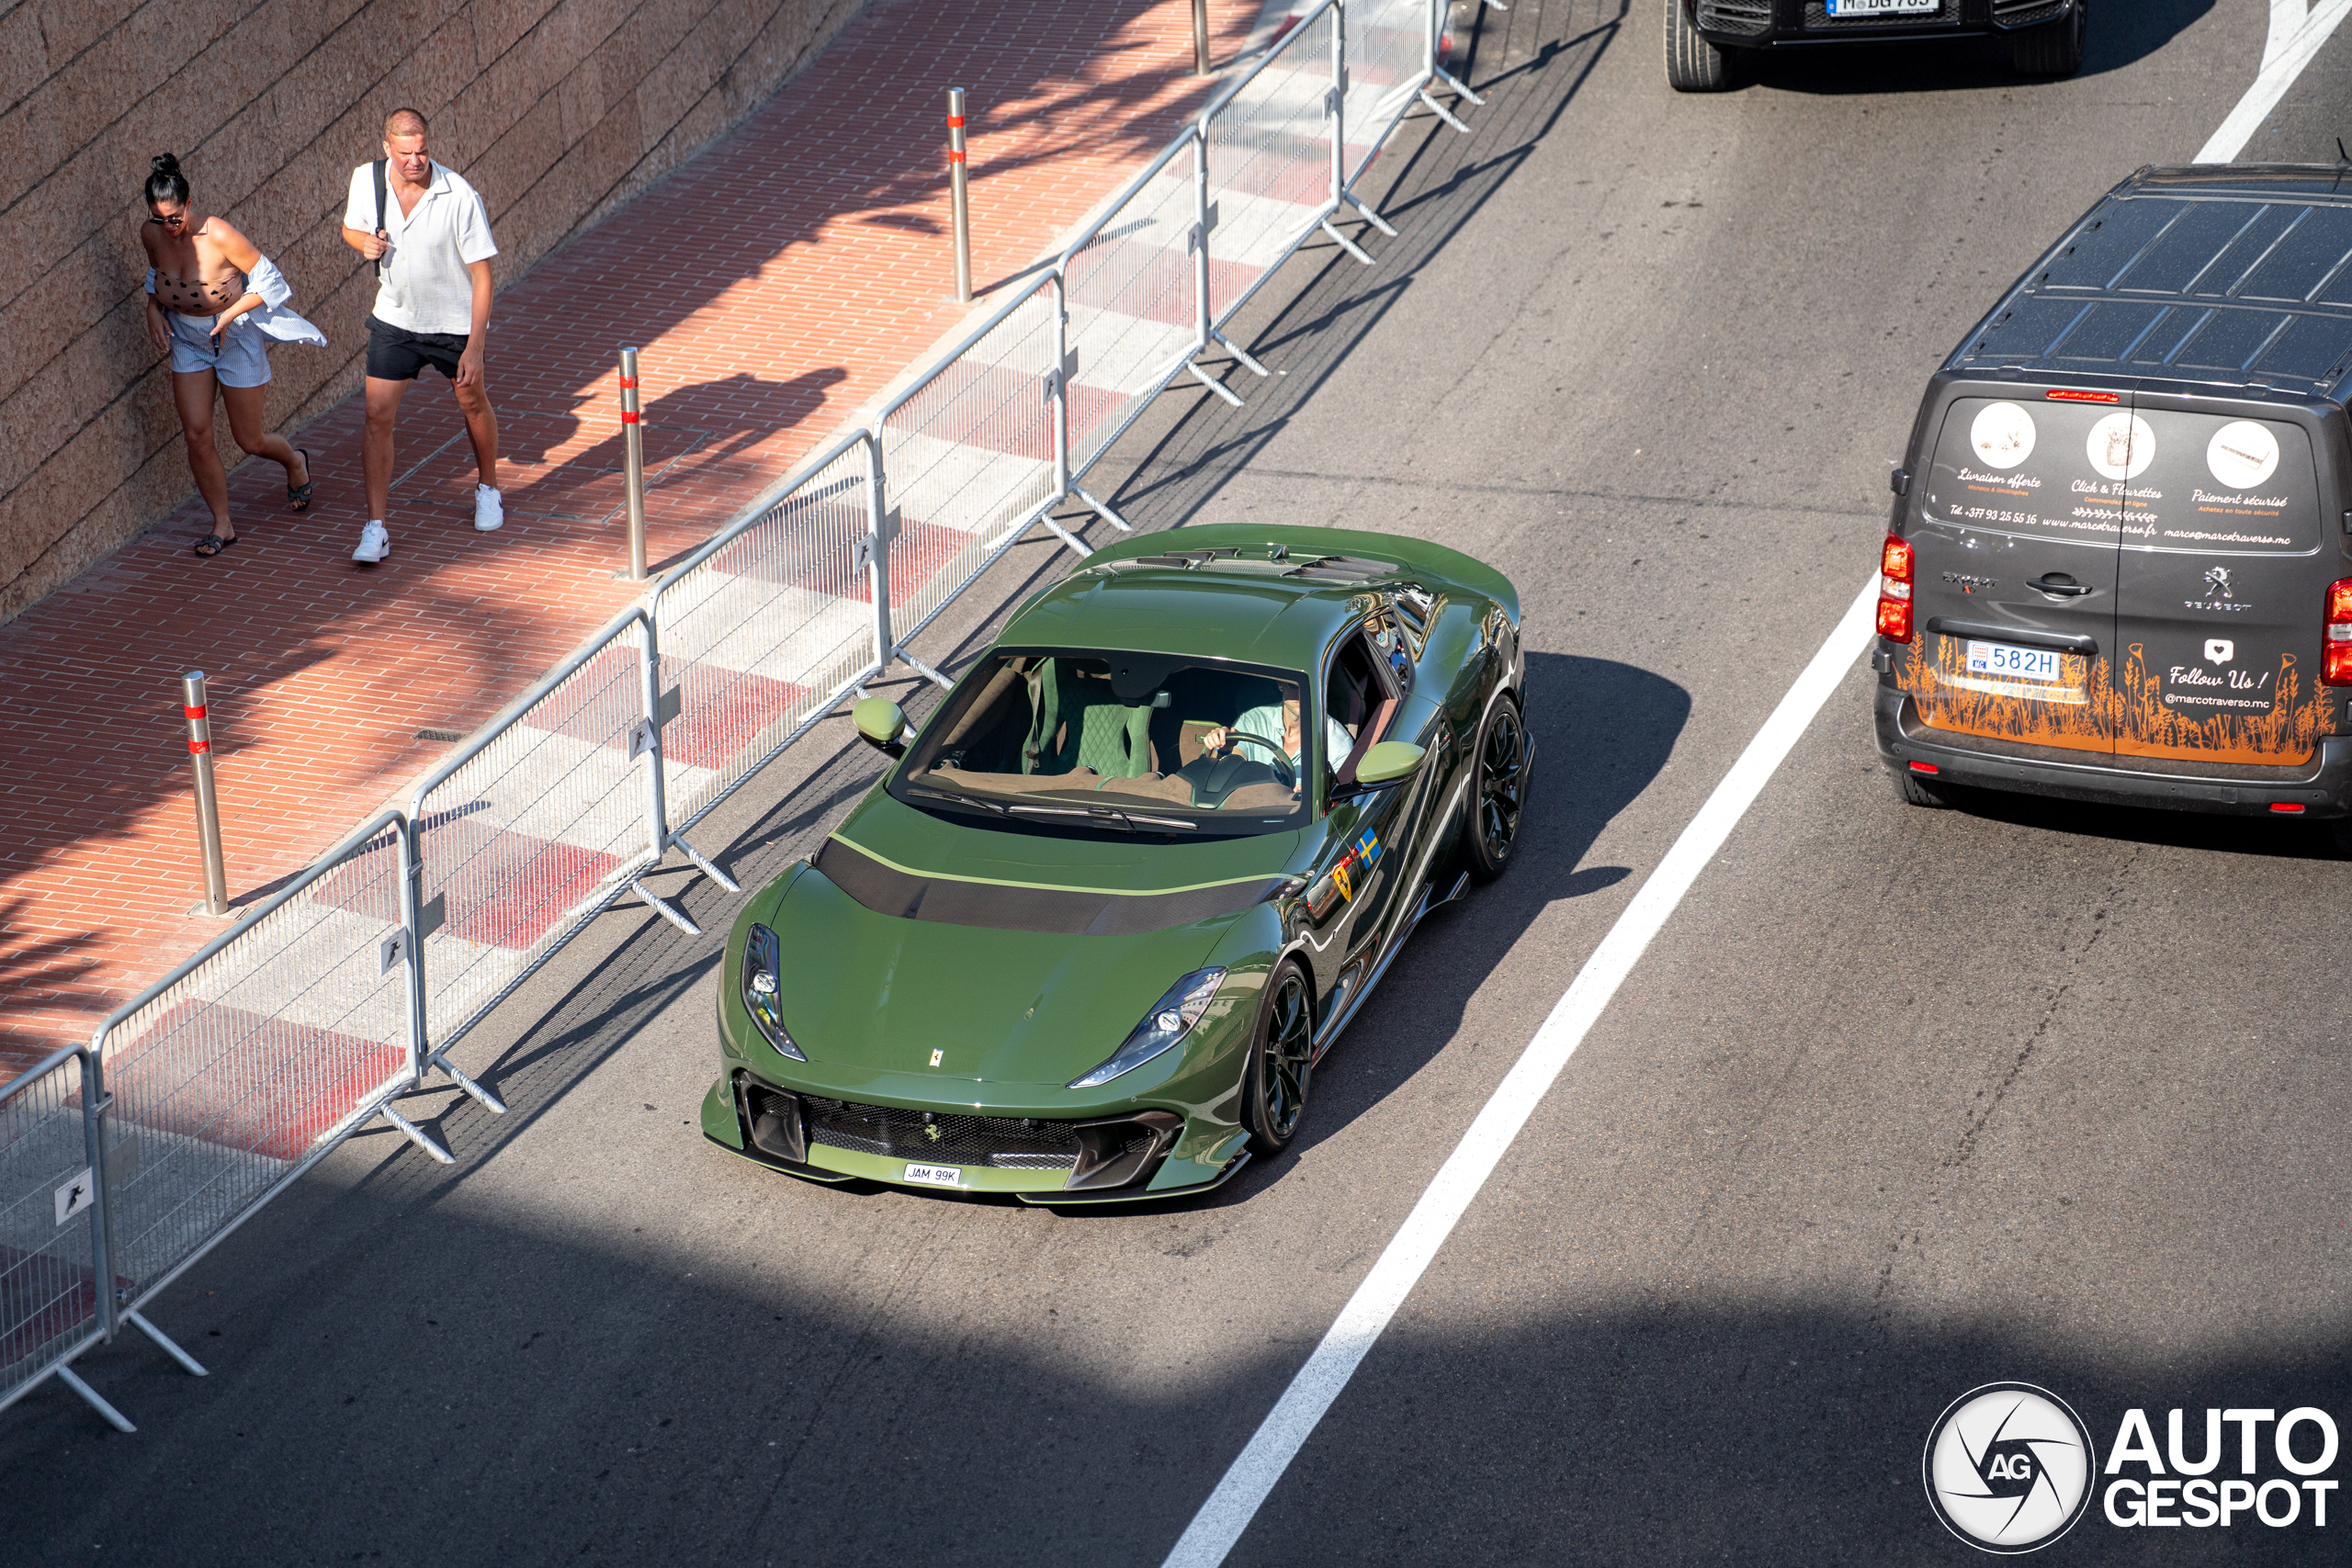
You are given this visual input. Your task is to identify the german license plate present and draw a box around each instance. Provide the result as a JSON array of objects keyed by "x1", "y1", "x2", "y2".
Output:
[
  {"x1": 903, "y1": 1162, "x2": 962, "y2": 1187},
  {"x1": 1965, "y1": 639, "x2": 2061, "y2": 682},
  {"x1": 1826, "y1": 0, "x2": 1938, "y2": 13}
]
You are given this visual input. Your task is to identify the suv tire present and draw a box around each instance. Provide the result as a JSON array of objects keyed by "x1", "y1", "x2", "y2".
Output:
[
  {"x1": 2012, "y1": 0, "x2": 2086, "y2": 77},
  {"x1": 1895, "y1": 768, "x2": 1956, "y2": 808},
  {"x1": 1665, "y1": 0, "x2": 1731, "y2": 93}
]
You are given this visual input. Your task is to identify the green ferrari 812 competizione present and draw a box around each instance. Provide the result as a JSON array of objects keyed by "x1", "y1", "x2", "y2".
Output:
[{"x1": 701, "y1": 525, "x2": 1530, "y2": 1202}]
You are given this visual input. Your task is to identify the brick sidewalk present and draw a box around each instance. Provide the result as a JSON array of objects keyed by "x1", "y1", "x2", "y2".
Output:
[{"x1": 0, "y1": 0, "x2": 1267, "y2": 1070}]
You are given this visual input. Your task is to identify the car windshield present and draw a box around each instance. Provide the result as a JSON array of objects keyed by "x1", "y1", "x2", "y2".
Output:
[{"x1": 890, "y1": 650, "x2": 1322, "y2": 837}]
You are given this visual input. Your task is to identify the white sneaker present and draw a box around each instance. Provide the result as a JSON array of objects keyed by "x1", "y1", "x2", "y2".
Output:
[
  {"x1": 473, "y1": 485, "x2": 504, "y2": 532},
  {"x1": 352, "y1": 520, "x2": 390, "y2": 564}
]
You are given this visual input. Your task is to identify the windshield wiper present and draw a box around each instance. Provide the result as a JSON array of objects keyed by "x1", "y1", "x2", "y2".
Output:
[
  {"x1": 906, "y1": 781, "x2": 1012, "y2": 817},
  {"x1": 1003, "y1": 802, "x2": 1196, "y2": 832}
]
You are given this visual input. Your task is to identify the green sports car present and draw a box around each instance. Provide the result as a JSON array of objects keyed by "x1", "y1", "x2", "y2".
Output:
[{"x1": 700, "y1": 524, "x2": 1530, "y2": 1202}]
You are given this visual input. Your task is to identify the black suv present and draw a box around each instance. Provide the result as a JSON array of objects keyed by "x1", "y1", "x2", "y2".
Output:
[
  {"x1": 1666, "y1": 0, "x2": 2086, "y2": 92},
  {"x1": 1874, "y1": 167, "x2": 2352, "y2": 849}
]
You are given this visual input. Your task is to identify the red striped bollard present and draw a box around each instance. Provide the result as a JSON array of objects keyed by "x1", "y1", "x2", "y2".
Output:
[
  {"x1": 948, "y1": 88, "x2": 972, "y2": 303},
  {"x1": 182, "y1": 671, "x2": 228, "y2": 916},
  {"x1": 619, "y1": 346, "x2": 647, "y2": 581}
]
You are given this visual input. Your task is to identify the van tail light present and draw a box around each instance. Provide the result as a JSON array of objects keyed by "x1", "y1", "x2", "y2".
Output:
[
  {"x1": 2270, "y1": 802, "x2": 2306, "y2": 814},
  {"x1": 1877, "y1": 535, "x2": 1915, "y2": 643},
  {"x1": 2325, "y1": 579, "x2": 2352, "y2": 684}
]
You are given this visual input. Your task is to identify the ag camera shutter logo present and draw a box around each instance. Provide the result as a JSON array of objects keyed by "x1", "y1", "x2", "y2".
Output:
[{"x1": 1924, "y1": 1382, "x2": 2097, "y2": 1553}]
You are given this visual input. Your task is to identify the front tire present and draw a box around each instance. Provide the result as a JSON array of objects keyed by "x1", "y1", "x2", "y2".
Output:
[
  {"x1": 1665, "y1": 0, "x2": 1731, "y2": 93},
  {"x1": 1240, "y1": 963, "x2": 1316, "y2": 1156},
  {"x1": 2012, "y1": 0, "x2": 2086, "y2": 76},
  {"x1": 1461, "y1": 693, "x2": 1527, "y2": 882}
]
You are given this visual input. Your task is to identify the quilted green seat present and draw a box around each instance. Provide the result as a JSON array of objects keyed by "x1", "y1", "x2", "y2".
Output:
[{"x1": 1022, "y1": 659, "x2": 1153, "y2": 779}]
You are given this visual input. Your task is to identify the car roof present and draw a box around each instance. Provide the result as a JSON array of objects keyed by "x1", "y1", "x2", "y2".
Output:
[
  {"x1": 1001, "y1": 553, "x2": 1379, "y2": 670},
  {"x1": 1948, "y1": 164, "x2": 2352, "y2": 402}
]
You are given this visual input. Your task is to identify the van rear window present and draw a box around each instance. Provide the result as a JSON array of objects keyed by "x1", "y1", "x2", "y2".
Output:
[{"x1": 1925, "y1": 398, "x2": 2321, "y2": 556}]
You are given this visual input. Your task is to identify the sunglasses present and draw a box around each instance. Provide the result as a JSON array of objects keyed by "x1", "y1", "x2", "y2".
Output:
[{"x1": 148, "y1": 211, "x2": 188, "y2": 227}]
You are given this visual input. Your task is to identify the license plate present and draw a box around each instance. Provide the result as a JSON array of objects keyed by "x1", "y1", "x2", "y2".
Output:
[
  {"x1": 902, "y1": 1162, "x2": 963, "y2": 1187},
  {"x1": 1826, "y1": 0, "x2": 1938, "y2": 13},
  {"x1": 1965, "y1": 639, "x2": 2061, "y2": 682}
]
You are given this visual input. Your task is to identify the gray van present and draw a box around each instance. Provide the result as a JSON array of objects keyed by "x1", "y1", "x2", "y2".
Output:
[{"x1": 1873, "y1": 166, "x2": 2352, "y2": 849}]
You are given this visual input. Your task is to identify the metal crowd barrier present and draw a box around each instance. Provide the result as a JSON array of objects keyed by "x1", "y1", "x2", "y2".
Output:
[{"x1": 1, "y1": 0, "x2": 1481, "y2": 1432}]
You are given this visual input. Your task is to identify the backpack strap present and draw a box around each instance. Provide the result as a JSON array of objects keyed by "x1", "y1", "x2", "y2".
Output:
[{"x1": 371, "y1": 158, "x2": 389, "y2": 276}]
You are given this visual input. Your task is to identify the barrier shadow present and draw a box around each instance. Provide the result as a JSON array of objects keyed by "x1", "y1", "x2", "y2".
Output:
[{"x1": 0, "y1": 0, "x2": 1270, "y2": 1058}]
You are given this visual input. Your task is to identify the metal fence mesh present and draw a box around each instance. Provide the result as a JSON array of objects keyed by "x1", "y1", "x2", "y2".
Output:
[
  {"x1": 1343, "y1": 0, "x2": 1430, "y2": 185},
  {"x1": 1205, "y1": 13, "x2": 1338, "y2": 325},
  {"x1": 1064, "y1": 141, "x2": 1204, "y2": 479},
  {"x1": 0, "y1": 1053, "x2": 101, "y2": 1409},
  {"x1": 876, "y1": 281, "x2": 1062, "y2": 642},
  {"x1": 99, "y1": 822, "x2": 411, "y2": 1300},
  {"x1": 0, "y1": 1, "x2": 1474, "y2": 1428},
  {"x1": 653, "y1": 441, "x2": 879, "y2": 832},
  {"x1": 415, "y1": 624, "x2": 656, "y2": 1044}
]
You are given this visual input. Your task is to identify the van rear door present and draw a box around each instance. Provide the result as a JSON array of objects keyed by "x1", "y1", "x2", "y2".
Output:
[
  {"x1": 1904, "y1": 389, "x2": 2127, "y2": 756},
  {"x1": 2108, "y1": 402, "x2": 2334, "y2": 765}
]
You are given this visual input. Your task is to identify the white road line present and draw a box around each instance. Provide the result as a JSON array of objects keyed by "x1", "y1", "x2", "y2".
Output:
[
  {"x1": 2194, "y1": 0, "x2": 2352, "y2": 163},
  {"x1": 1160, "y1": 576, "x2": 1881, "y2": 1568}
]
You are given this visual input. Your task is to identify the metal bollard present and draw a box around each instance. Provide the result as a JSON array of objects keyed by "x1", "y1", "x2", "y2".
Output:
[
  {"x1": 1193, "y1": 0, "x2": 1211, "y2": 73},
  {"x1": 948, "y1": 88, "x2": 973, "y2": 303},
  {"x1": 181, "y1": 671, "x2": 228, "y2": 917},
  {"x1": 618, "y1": 346, "x2": 647, "y2": 581}
]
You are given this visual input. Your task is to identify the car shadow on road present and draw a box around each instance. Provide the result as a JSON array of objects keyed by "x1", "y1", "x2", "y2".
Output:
[
  {"x1": 1133, "y1": 649, "x2": 1693, "y2": 1209},
  {"x1": 1925, "y1": 779, "x2": 2352, "y2": 863},
  {"x1": 1739, "y1": 0, "x2": 2213, "y2": 93}
]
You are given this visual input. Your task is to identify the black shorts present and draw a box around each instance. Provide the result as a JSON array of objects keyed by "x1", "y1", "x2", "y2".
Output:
[{"x1": 365, "y1": 315, "x2": 469, "y2": 381}]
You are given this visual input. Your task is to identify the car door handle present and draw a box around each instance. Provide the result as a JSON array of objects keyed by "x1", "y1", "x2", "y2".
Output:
[{"x1": 2026, "y1": 573, "x2": 2094, "y2": 598}]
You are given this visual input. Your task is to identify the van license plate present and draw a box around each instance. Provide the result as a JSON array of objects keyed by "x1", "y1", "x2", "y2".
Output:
[
  {"x1": 1826, "y1": 0, "x2": 1938, "y2": 12},
  {"x1": 903, "y1": 1163, "x2": 963, "y2": 1187},
  {"x1": 1965, "y1": 640, "x2": 2061, "y2": 682}
]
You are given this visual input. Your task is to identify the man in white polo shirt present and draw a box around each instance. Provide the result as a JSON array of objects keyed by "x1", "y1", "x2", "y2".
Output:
[{"x1": 339, "y1": 107, "x2": 503, "y2": 565}]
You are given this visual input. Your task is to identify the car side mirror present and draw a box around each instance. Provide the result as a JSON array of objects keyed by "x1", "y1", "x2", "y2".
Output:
[
  {"x1": 854, "y1": 696, "x2": 908, "y2": 757},
  {"x1": 1353, "y1": 740, "x2": 1425, "y2": 786}
]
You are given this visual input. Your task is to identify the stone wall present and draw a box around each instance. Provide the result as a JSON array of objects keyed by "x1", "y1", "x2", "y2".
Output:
[{"x1": 0, "y1": 0, "x2": 865, "y2": 624}]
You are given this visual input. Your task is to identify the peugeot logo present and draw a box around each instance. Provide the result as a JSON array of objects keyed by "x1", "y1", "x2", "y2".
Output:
[{"x1": 2204, "y1": 566, "x2": 2234, "y2": 600}]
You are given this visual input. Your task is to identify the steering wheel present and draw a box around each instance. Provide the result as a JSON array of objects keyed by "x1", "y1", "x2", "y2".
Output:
[{"x1": 1221, "y1": 732, "x2": 1295, "y2": 788}]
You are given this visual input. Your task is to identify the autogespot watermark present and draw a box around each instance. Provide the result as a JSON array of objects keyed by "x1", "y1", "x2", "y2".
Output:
[
  {"x1": 1925, "y1": 1383, "x2": 2097, "y2": 1553},
  {"x1": 1925, "y1": 1383, "x2": 2341, "y2": 1552}
]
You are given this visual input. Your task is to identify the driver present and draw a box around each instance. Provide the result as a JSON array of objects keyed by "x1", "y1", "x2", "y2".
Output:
[{"x1": 1200, "y1": 698, "x2": 1353, "y2": 784}]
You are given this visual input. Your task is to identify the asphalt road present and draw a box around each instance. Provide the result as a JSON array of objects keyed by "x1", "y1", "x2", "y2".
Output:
[{"x1": 7, "y1": 4, "x2": 2349, "y2": 1563}]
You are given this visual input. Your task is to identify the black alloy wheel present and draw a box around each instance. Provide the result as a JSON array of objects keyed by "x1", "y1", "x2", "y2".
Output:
[
  {"x1": 1241, "y1": 964, "x2": 1316, "y2": 1156},
  {"x1": 1464, "y1": 694, "x2": 1525, "y2": 883}
]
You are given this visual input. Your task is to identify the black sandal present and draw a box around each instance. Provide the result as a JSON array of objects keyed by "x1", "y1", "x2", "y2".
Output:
[
  {"x1": 288, "y1": 447, "x2": 314, "y2": 513},
  {"x1": 193, "y1": 532, "x2": 237, "y2": 558}
]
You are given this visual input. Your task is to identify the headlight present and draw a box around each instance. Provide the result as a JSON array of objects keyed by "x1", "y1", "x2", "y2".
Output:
[
  {"x1": 1068, "y1": 968, "x2": 1226, "y2": 1089},
  {"x1": 741, "y1": 923, "x2": 806, "y2": 1061}
]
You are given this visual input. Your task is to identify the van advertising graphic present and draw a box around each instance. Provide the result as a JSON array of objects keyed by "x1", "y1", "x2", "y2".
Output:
[
  {"x1": 1906, "y1": 399, "x2": 2337, "y2": 764},
  {"x1": 1926, "y1": 1388, "x2": 2341, "y2": 1552},
  {"x1": 2208, "y1": 420, "x2": 2282, "y2": 491},
  {"x1": 1971, "y1": 401, "x2": 2038, "y2": 468},
  {"x1": 2086, "y1": 412, "x2": 2155, "y2": 481}
]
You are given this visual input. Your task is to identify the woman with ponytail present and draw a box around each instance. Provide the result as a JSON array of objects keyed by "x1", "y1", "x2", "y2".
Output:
[{"x1": 139, "y1": 152, "x2": 326, "y2": 556}]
